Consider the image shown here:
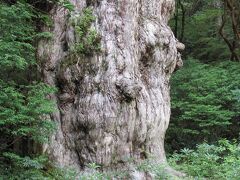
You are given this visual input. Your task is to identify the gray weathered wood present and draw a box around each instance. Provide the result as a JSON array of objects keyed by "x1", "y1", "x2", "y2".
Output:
[{"x1": 38, "y1": 0, "x2": 183, "y2": 174}]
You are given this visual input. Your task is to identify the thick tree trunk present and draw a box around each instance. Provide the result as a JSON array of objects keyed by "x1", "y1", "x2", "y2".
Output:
[{"x1": 38, "y1": 0, "x2": 183, "y2": 174}]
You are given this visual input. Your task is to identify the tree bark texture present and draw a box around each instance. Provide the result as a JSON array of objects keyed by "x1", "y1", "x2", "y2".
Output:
[{"x1": 38, "y1": 0, "x2": 183, "y2": 172}]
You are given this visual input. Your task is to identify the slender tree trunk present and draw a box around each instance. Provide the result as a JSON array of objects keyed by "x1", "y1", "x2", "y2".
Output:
[
  {"x1": 38, "y1": 0, "x2": 183, "y2": 175},
  {"x1": 174, "y1": 0, "x2": 179, "y2": 38},
  {"x1": 179, "y1": 0, "x2": 186, "y2": 42},
  {"x1": 219, "y1": 0, "x2": 240, "y2": 61}
]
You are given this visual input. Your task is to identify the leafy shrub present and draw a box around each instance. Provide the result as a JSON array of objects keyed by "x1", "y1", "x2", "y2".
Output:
[
  {"x1": 0, "y1": 1, "x2": 56, "y2": 179},
  {"x1": 169, "y1": 139, "x2": 240, "y2": 179},
  {"x1": 137, "y1": 159, "x2": 175, "y2": 179},
  {"x1": 166, "y1": 58, "x2": 240, "y2": 151}
]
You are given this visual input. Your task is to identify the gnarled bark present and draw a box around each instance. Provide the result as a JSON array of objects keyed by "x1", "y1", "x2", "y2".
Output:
[{"x1": 38, "y1": 0, "x2": 183, "y2": 174}]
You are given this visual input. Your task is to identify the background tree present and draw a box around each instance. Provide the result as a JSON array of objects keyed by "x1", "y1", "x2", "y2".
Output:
[
  {"x1": 171, "y1": 0, "x2": 239, "y2": 62},
  {"x1": 219, "y1": 0, "x2": 240, "y2": 61}
]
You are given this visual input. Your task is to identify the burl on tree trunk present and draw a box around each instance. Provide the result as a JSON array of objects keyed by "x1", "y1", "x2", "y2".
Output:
[{"x1": 38, "y1": 0, "x2": 183, "y2": 173}]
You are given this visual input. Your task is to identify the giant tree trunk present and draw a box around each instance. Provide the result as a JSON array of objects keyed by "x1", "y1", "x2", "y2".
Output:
[{"x1": 38, "y1": 0, "x2": 183, "y2": 174}]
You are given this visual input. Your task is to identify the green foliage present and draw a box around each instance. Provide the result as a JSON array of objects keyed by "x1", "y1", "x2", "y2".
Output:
[
  {"x1": 169, "y1": 139, "x2": 240, "y2": 179},
  {"x1": 60, "y1": 8, "x2": 101, "y2": 68},
  {"x1": 0, "y1": 2, "x2": 35, "y2": 70},
  {"x1": 0, "y1": 1, "x2": 56, "y2": 179},
  {"x1": 0, "y1": 154, "x2": 78, "y2": 180},
  {"x1": 58, "y1": 0, "x2": 75, "y2": 11},
  {"x1": 71, "y1": 7, "x2": 101, "y2": 56},
  {"x1": 45, "y1": 161, "x2": 175, "y2": 179},
  {"x1": 42, "y1": 163, "x2": 128, "y2": 180},
  {"x1": 0, "y1": 1, "x2": 56, "y2": 143},
  {"x1": 137, "y1": 160, "x2": 175, "y2": 179},
  {"x1": 232, "y1": 89, "x2": 240, "y2": 102},
  {"x1": 0, "y1": 82, "x2": 56, "y2": 144},
  {"x1": 166, "y1": 58, "x2": 240, "y2": 151},
  {"x1": 0, "y1": 153, "x2": 50, "y2": 179},
  {"x1": 185, "y1": 8, "x2": 229, "y2": 61},
  {"x1": 45, "y1": 0, "x2": 74, "y2": 11}
]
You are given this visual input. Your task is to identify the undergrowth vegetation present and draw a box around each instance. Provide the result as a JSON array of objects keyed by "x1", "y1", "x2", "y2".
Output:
[
  {"x1": 166, "y1": 58, "x2": 240, "y2": 152},
  {"x1": 169, "y1": 139, "x2": 240, "y2": 179}
]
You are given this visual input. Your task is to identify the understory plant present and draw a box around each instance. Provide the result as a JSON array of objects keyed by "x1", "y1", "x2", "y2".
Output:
[
  {"x1": 167, "y1": 58, "x2": 240, "y2": 151},
  {"x1": 169, "y1": 139, "x2": 240, "y2": 179}
]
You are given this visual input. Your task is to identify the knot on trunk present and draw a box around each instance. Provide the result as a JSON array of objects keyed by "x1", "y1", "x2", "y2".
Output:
[
  {"x1": 176, "y1": 41, "x2": 185, "y2": 51},
  {"x1": 165, "y1": 52, "x2": 183, "y2": 73},
  {"x1": 174, "y1": 52, "x2": 183, "y2": 72},
  {"x1": 116, "y1": 78, "x2": 142, "y2": 102},
  {"x1": 174, "y1": 40, "x2": 185, "y2": 72}
]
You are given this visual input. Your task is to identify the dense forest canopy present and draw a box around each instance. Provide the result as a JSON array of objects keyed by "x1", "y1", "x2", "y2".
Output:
[{"x1": 0, "y1": 0, "x2": 240, "y2": 179}]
